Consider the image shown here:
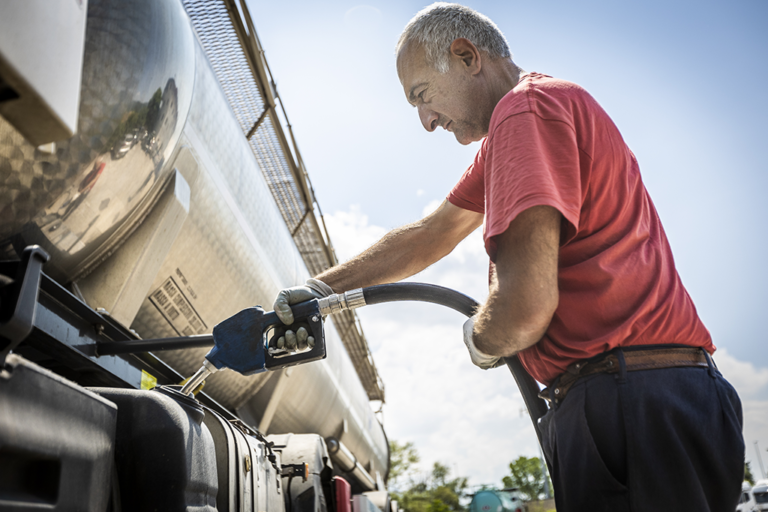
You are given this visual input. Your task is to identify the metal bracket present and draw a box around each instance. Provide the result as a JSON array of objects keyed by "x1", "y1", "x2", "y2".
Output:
[
  {"x1": 281, "y1": 463, "x2": 308, "y2": 482},
  {"x1": 0, "y1": 245, "x2": 50, "y2": 364}
]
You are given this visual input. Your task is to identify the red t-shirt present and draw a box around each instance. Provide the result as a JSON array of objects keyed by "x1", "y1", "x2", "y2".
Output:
[{"x1": 448, "y1": 72, "x2": 713, "y2": 385}]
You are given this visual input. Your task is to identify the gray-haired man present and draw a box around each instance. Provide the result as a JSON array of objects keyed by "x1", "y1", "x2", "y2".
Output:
[{"x1": 274, "y1": 4, "x2": 744, "y2": 510}]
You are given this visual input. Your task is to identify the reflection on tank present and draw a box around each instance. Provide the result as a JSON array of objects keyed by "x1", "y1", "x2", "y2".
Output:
[
  {"x1": 107, "y1": 78, "x2": 179, "y2": 162},
  {"x1": 0, "y1": 0, "x2": 194, "y2": 282},
  {"x1": 27, "y1": 78, "x2": 181, "y2": 259}
]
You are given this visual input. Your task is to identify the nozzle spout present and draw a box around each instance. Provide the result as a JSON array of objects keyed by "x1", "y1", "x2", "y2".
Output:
[{"x1": 180, "y1": 359, "x2": 219, "y2": 395}]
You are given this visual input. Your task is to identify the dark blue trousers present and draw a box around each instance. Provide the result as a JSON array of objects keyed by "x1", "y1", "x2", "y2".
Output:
[{"x1": 539, "y1": 348, "x2": 744, "y2": 511}]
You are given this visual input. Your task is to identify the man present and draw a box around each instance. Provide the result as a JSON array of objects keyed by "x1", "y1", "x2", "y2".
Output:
[{"x1": 273, "y1": 3, "x2": 744, "y2": 510}]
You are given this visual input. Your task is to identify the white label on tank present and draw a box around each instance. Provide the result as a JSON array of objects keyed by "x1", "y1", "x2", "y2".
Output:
[{"x1": 149, "y1": 276, "x2": 207, "y2": 335}]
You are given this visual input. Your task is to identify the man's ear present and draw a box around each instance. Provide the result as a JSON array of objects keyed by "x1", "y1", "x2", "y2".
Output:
[{"x1": 450, "y1": 38, "x2": 482, "y2": 75}]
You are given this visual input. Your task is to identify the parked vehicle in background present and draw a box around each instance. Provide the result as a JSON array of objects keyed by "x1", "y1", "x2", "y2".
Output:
[
  {"x1": 738, "y1": 481, "x2": 756, "y2": 512},
  {"x1": 752, "y1": 480, "x2": 768, "y2": 511},
  {"x1": 110, "y1": 130, "x2": 138, "y2": 159},
  {"x1": 470, "y1": 489, "x2": 528, "y2": 512}
]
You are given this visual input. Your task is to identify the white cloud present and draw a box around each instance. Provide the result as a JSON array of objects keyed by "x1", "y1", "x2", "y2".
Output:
[
  {"x1": 715, "y1": 348, "x2": 768, "y2": 399},
  {"x1": 324, "y1": 205, "x2": 387, "y2": 262},
  {"x1": 714, "y1": 348, "x2": 768, "y2": 472},
  {"x1": 421, "y1": 199, "x2": 442, "y2": 217},
  {"x1": 358, "y1": 306, "x2": 541, "y2": 486}
]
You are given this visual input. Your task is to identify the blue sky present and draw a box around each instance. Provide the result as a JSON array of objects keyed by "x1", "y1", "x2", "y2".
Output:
[{"x1": 246, "y1": 0, "x2": 768, "y2": 485}]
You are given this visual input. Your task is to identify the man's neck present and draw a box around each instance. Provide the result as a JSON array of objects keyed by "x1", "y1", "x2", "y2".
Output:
[{"x1": 487, "y1": 60, "x2": 525, "y2": 107}]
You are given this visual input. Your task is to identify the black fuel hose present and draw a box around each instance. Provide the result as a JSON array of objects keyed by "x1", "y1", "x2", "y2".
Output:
[
  {"x1": 360, "y1": 283, "x2": 549, "y2": 446},
  {"x1": 362, "y1": 282, "x2": 478, "y2": 317}
]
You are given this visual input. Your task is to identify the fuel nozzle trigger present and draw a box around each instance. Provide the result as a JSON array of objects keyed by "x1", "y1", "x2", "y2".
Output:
[{"x1": 205, "y1": 299, "x2": 326, "y2": 376}]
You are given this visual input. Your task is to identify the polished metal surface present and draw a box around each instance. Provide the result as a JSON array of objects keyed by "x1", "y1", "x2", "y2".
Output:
[
  {"x1": 319, "y1": 289, "x2": 367, "y2": 316},
  {"x1": 0, "y1": 0, "x2": 194, "y2": 282},
  {"x1": 180, "y1": 361, "x2": 216, "y2": 396},
  {"x1": 76, "y1": 169, "x2": 191, "y2": 327},
  {"x1": 344, "y1": 289, "x2": 368, "y2": 310},
  {"x1": 319, "y1": 294, "x2": 349, "y2": 316},
  {"x1": 327, "y1": 438, "x2": 357, "y2": 473}
]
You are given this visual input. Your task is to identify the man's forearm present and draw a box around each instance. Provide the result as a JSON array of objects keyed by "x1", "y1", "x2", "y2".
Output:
[
  {"x1": 316, "y1": 221, "x2": 451, "y2": 292},
  {"x1": 315, "y1": 201, "x2": 483, "y2": 293},
  {"x1": 472, "y1": 285, "x2": 554, "y2": 357}
]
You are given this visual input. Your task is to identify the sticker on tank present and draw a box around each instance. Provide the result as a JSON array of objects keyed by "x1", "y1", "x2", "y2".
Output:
[{"x1": 149, "y1": 275, "x2": 207, "y2": 336}]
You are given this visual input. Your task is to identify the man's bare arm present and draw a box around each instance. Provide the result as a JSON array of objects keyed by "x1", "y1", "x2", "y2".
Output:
[
  {"x1": 472, "y1": 205, "x2": 561, "y2": 357},
  {"x1": 317, "y1": 201, "x2": 483, "y2": 292}
]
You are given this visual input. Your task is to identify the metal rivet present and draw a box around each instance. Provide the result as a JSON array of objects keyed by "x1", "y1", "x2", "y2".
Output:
[
  {"x1": 311, "y1": 315, "x2": 319, "y2": 323},
  {"x1": 575, "y1": 363, "x2": 581, "y2": 368},
  {"x1": 554, "y1": 388, "x2": 560, "y2": 395},
  {"x1": 607, "y1": 360, "x2": 614, "y2": 367}
]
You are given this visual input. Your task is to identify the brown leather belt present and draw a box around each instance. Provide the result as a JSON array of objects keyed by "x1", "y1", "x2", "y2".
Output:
[{"x1": 539, "y1": 347, "x2": 711, "y2": 404}]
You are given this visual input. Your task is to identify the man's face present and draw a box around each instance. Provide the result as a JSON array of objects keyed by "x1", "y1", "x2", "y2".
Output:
[{"x1": 397, "y1": 41, "x2": 492, "y2": 145}]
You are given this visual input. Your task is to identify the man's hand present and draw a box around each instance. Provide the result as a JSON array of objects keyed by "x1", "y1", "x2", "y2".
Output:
[
  {"x1": 463, "y1": 315, "x2": 503, "y2": 369},
  {"x1": 273, "y1": 278, "x2": 334, "y2": 324},
  {"x1": 275, "y1": 325, "x2": 315, "y2": 351},
  {"x1": 273, "y1": 278, "x2": 333, "y2": 351}
]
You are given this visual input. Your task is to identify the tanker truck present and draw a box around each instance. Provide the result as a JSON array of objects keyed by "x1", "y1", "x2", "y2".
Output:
[{"x1": 0, "y1": 0, "x2": 391, "y2": 510}]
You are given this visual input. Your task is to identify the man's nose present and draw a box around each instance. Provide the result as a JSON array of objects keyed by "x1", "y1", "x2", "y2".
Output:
[{"x1": 418, "y1": 104, "x2": 438, "y2": 132}]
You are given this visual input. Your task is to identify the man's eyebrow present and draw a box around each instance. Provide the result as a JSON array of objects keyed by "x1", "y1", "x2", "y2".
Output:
[{"x1": 408, "y1": 82, "x2": 429, "y2": 105}]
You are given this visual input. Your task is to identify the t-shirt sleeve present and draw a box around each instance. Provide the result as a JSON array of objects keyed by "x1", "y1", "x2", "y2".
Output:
[
  {"x1": 446, "y1": 138, "x2": 487, "y2": 214},
  {"x1": 484, "y1": 112, "x2": 582, "y2": 260}
]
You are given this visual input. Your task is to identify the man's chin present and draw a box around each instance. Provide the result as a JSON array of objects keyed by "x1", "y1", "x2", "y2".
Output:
[{"x1": 454, "y1": 132, "x2": 481, "y2": 145}]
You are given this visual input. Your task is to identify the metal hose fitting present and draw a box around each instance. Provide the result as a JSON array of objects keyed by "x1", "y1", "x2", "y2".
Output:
[{"x1": 317, "y1": 288, "x2": 366, "y2": 316}]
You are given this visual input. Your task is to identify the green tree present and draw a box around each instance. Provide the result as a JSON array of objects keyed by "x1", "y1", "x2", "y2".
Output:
[
  {"x1": 389, "y1": 442, "x2": 468, "y2": 512},
  {"x1": 390, "y1": 440, "x2": 420, "y2": 488},
  {"x1": 427, "y1": 499, "x2": 451, "y2": 512},
  {"x1": 430, "y1": 462, "x2": 467, "y2": 512},
  {"x1": 502, "y1": 456, "x2": 548, "y2": 501},
  {"x1": 745, "y1": 461, "x2": 755, "y2": 486}
]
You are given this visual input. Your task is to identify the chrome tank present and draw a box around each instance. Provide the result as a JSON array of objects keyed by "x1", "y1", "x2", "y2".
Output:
[
  {"x1": 0, "y1": 0, "x2": 389, "y2": 485},
  {"x1": 0, "y1": 0, "x2": 195, "y2": 282}
]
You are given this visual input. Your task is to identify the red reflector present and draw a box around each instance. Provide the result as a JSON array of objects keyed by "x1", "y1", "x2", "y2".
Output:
[{"x1": 333, "y1": 476, "x2": 352, "y2": 512}]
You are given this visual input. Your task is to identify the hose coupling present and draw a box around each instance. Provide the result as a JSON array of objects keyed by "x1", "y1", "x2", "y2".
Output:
[{"x1": 318, "y1": 288, "x2": 367, "y2": 316}]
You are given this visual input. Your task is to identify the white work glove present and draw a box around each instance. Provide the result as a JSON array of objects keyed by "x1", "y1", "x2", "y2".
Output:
[
  {"x1": 463, "y1": 315, "x2": 503, "y2": 370},
  {"x1": 272, "y1": 278, "x2": 334, "y2": 351}
]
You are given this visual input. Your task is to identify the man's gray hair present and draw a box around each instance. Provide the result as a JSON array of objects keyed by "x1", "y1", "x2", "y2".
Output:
[{"x1": 396, "y1": 3, "x2": 511, "y2": 73}]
